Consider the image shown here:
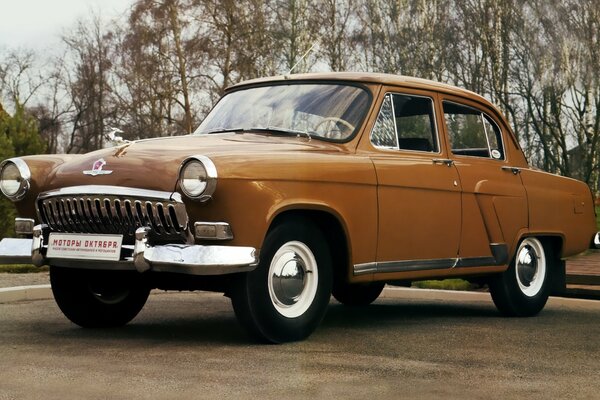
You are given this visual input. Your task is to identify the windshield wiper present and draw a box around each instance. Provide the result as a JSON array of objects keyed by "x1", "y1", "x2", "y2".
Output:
[
  {"x1": 204, "y1": 127, "x2": 246, "y2": 134},
  {"x1": 204, "y1": 126, "x2": 312, "y2": 141},
  {"x1": 252, "y1": 127, "x2": 312, "y2": 141}
]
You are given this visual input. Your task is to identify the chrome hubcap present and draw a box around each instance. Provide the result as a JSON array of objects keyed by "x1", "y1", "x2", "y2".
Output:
[
  {"x1": 515, "y1": 238, "x2": 546, "y2": 297},
  {"x1": 268, "y1": 241, "x2": 318, "y2": 318}
]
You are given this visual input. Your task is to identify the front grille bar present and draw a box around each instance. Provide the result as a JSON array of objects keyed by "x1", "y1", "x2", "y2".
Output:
[{"x1": 36, "y1": 186, "x2": 189, "y2": 237}]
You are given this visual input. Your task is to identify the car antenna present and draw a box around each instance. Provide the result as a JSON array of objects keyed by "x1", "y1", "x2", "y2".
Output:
[{"x1": 285, "y1": 42, "x2": 318, "y2": 79}]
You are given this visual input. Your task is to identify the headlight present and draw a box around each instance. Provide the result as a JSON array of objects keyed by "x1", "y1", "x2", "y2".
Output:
[
  {"x1": 178, "y1": 155, "x2": 217, "y2": 201},
  {"x1": 0, "y1": 158, "x2": 31, "y2": 201}
]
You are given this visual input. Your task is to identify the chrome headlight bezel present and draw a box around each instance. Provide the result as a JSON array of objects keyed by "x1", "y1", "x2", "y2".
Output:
[
  {"x1": 178, "y1": 155, "x2": 217, "y2": 202},
  {"x1": 0, "y1": 158, "x2": 31, "y2": 201}
]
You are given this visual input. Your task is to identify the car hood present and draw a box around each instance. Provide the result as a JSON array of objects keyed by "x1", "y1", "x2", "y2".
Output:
[{"x1": 42, "y1": 133, "x2": 343, "y2": 193}]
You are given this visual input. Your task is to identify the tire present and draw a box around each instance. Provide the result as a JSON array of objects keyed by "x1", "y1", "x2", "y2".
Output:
[
  {"x1": 230, "y1": 218, "x2": 332, "y2": 343},
  {"x1": 489, "y1": 237, "x2": 552, "y2": 317},
  {"x1": 50, "y1": 266, "x2": 150, "y2": 328},
  {"x1": 333, "y1": 281, "x2": 385, "y2": 306}
]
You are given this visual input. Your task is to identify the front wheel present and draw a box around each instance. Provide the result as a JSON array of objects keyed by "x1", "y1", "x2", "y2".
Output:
[
  {"x1": 230, "y1": 219, "x2": 332, "y2": 343},
  {"x1": 50, "y1": 267, "x2": 150, "y2": 328},
  {"x1": 489, "y1": 237, "x2": 552, "y2": 317}
]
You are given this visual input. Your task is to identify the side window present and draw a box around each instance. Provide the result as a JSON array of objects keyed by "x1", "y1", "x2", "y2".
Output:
[
  {"x1": 371, "y1": 94, "x2": 397, "y2": 148},
  {"x1": 443, "y1": 101, "x2": 504, "y2": 160},
  {"x1": 371, "y1": 93, "x2": 438, "y2": 152}
]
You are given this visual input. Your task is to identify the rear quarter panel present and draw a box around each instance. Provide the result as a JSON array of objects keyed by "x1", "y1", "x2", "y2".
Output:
[{"x1": 520, "y1": 168, "x2": 596, "y2": 257}]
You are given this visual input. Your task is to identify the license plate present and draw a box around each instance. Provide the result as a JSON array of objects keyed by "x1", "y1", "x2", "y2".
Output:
[{"x1": 46, "y1": 233, "x2": 123, "y2": 261}]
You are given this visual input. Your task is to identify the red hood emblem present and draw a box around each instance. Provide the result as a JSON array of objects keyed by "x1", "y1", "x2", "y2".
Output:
[{"x1": 83, "y1": 158, "x2": 113, "y2": 176}]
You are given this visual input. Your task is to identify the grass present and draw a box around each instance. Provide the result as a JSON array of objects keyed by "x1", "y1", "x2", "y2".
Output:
[
  {"x1": 0, "y1": 264, "x2": 48, "y2": 273},
  {"x1": 411, "y1": 279, "x2": 474, "y2": 291},
  {"x1": 596, "y1": 206, "x2": 600, "y2": 230}
]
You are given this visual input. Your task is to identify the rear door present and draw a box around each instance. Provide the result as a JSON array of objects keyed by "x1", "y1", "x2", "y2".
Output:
[{"x1": 440, "y1": 97, "x2": 528, "y2": 264}]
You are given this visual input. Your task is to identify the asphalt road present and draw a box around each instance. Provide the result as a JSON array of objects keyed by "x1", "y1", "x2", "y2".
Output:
[{"x1": 1, "y1": 289, "x2": 599, "y2": 400}]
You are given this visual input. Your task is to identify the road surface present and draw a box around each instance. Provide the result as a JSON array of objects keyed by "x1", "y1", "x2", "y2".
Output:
[{"x1": 0, "y1": 289, "x2": 599, "y2": 399}]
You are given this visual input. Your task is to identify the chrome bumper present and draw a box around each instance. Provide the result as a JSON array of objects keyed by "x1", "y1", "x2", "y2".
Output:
[{"x1": 0, "y1": 226, "x2": 258, "y2": 276}]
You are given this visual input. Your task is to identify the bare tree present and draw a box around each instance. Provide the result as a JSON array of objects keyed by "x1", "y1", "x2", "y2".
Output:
[
  {"x1": 62, "y1": 13, "x2": 114, "y2": 153},
  {"x1": 0, "y1": 49, "x2": 46, "y2": 110},
  {"x1": 354, "y1": 0, "x2": 451, "y2": 79},
  {"x1": 316, "y1": 0, "x2": 355, "y2": 71},
  {"x1": 270, "y1": 0, "x2": 319, "y2": 73},
  {"x1": 113, "y1": 0, "x2": 209, "y2": 138}
]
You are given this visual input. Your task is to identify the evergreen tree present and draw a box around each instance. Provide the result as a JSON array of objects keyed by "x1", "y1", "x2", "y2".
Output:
[{"x1": 0, "y1": 101, "x2": 46, "y2": 238}]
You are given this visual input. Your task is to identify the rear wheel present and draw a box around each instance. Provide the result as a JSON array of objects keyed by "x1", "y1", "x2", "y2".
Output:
[
  {"x1": 230, "y1": 219, "x2": 332, "y2": 343},
  {"x1": 50, "y1": 267, "x2": 150, "y2": 328},
  {"x1": 489, "y1": 237, "x2": 551, "y2": 317},
  {"x1": 333, "y1": 281, "x2": 385, "y2": 306}
]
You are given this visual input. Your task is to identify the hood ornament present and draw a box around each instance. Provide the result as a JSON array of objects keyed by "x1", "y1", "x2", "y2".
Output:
[
  {"x1": 83, "y1": 158, "x2": 113, "y2": 176},
  {"x1": 105, "y1": 126, "x2": 129, "y2": 146}
]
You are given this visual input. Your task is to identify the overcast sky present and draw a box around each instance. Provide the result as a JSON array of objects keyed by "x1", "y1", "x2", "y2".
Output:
[{"x1": 0, "y1": 0, "x2": 135, "y2": 52}]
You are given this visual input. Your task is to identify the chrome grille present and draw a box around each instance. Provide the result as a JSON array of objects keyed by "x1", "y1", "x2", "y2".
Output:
[{"x1": 36, "y1": 186, "x2": 189, "y2": 237}]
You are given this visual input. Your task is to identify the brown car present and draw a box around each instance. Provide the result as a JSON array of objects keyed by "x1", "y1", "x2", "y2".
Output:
[{"x1": 0, "y1": 72, "x2": 597, "y2": 342}]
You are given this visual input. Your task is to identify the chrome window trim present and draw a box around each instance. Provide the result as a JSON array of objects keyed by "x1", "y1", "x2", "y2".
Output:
[
  {"x1": 390, "y1": 94, "x2": 400, "y2": 149},
  {"x1": 370, "y1": 93, "x2": 398, "y2": 150},
  {"x1": 482, "y1": 114, "x2": 506, "y2": 161},
  {"x1": 370, "y1": 92, "x2": 441, "y2": 155}
]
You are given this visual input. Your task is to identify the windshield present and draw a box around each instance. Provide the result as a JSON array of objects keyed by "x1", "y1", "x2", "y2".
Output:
[{"x1": 194, "y1": 83, "x2": 371, "y2": 141}]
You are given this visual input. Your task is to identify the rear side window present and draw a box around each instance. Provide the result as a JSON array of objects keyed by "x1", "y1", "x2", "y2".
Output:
[
  {"x1": 443, "y1": 101, "x2": 504, "y2": 160},
  {"x1": 371, "y1": 93, "x2": 438, "y2": 152}
]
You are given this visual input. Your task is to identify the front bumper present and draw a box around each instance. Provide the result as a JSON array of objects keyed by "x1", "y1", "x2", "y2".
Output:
[{"x1": 0, "y1": 226, "x2": 258, "y2": 276}]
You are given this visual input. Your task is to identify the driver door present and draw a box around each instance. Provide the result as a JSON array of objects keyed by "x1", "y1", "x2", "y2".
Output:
[{"x1": 369, "y1": 90, "x2": 462, "y2": 273}]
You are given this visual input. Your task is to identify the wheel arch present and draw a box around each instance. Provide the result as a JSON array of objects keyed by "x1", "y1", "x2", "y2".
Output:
[
  {"x1": 267, "y1": 207, "x2": 351, "y2": 289},
  {"x1": 514, "y1": 233, "x2": 564, "y2": 260}
]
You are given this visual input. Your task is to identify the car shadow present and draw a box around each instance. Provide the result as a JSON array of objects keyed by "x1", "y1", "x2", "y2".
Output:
[
  {"x1": 323, "y1": 300, "x2": 500, "y2": 330},
  {"x1": 48, "y1": 315, "x2": 249, "y2": 345},
  {"x1": 44, "y1": 296, "x2": 501, "y2": 346}
]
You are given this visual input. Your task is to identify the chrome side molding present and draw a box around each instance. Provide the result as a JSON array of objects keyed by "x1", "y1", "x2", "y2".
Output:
[{"x1": 354, "y1": 244, "x2": 508, "y2": 276}]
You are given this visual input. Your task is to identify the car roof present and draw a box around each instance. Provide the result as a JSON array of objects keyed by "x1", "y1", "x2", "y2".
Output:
[{"x1": 228, "y1": 72, "x2": 489, "y2": 104}]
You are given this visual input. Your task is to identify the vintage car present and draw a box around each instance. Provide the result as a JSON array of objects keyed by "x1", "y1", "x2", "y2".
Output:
[{"x1": 0, "y1": 72, "x2": 597, "y2": 343}]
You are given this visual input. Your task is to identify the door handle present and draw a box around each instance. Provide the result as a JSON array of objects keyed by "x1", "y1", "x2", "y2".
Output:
[
  {"x1": 433, "y1": 159, "x2": 454, "y2": 167},
  {"x1": 501, "y1": 166, "x2": 521, "y2": 175}
]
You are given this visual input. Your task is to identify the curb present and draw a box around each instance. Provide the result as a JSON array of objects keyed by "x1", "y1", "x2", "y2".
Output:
[{"x1": 0, "y1": 285, "x2": 52, "y2": 303}]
